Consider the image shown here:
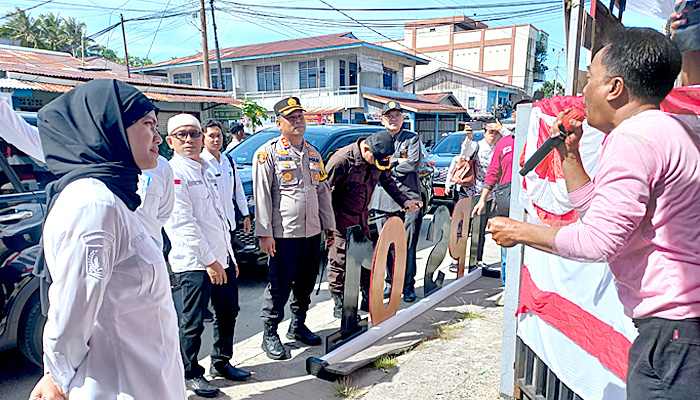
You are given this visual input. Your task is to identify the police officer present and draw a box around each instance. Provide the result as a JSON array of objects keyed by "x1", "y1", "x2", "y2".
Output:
[
  {"x1": 253, "y1": 97, "x2": 335, "y2": 360},
  {"x1": 372, "y1": 101, "x2": 424, "y2": 302},
  {"x1": 325, "y1": 130, "x2": 422, "y2": 318},
  {"x1": 165, "y1": 114, "x2": 248, "y2": 398}
]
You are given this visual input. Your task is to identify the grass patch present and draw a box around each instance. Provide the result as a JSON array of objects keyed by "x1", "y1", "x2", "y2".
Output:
[
  {"x1": 433, "y1": 309, "x2": 484, "y2": 339},
  {"x1": 370, "y1": 355, "x2": 399, "y2": 370},
  {"x1": 454, "y1": 310, "x2": 484, "y2": 322},
  {"x1": 331, "y1": 376, "x2": 361, "y2": 398}
]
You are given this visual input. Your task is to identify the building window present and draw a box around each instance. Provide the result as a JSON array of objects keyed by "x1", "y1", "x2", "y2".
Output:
[
  {"x1": 257, "y1": 65, "x2": 281, "y2": 91},
  {"x1": 339, "y1": 60, "x2": 346, "y2": 87},
  {"x1": 349, "y1": 62, "x2": 357, "y2": 86},
  {"x1": 299, "y1": 60, "x2": 325, "y2": 89},
  {"x1": 383, "y1": 67, "x2": 397, "y2": 90},
  {"x1": 211, "y1": 67, "x2": 233, "y2": 90},
  {"x1": 173, "y1": 72, "x2": 192, "y2": 85},
  {"x1": 468, "y1": 96, "x2": 475, "y2": 109}
]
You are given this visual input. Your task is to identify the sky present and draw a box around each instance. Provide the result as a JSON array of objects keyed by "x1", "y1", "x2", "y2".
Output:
[{"x1": 0, "y1": 0, "x2": 672, "y2": 85}]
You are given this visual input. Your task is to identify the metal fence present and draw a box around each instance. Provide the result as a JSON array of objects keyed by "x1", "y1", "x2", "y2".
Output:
[{"x1": 515, "y1": 337, "x2": 583, "y2": 400}]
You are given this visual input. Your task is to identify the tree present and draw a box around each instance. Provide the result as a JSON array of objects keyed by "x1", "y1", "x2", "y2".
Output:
[
  {"x1": 240, "y1": 99, "x2": 268, "y2": 133},
  {"x1": 533, "y1": 40, "x2": 548, "y2": 75},
  {"x1": 541, "y1": 80, "x2": 565, "y2": 98},
  {"x1": 0, "y1": 8, "x2": 42, "y2": 48},
  {"x1": 37, "y1": 12, "x2": 63, "y2": 51},
  {"x1": 61, "y1": 17, "x2": 87, "y2": 57}
]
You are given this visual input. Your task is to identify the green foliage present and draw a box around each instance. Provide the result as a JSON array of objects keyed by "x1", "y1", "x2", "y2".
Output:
[
  {"x1": 541, "y1": 80, "x2": 565, "y2": 98},
  {"x1": 240, "y1": 98, "x2": 269, "y2": 133},
  {"x1": 0, "y1": 8, "x2": 150, "y2": 66},
  {"x1": 534, "y1": 40, "x2": 548, "y2": 74},
  {"x1": 370, "y1": 355, "x2": 399, "y2": 370}
]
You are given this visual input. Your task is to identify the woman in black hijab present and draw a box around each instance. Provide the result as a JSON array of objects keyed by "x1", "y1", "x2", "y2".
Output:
[{"x1": 29, "y1": 79, "x2": 186, "y2": 400}]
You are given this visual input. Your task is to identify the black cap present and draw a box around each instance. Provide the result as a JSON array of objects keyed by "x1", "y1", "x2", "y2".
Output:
[
  {"x1": 514, "y1": 97, "x2": 533, "y2": 107},
  {"x1": 382, "y1": 101, "x2": 403, "y2": 115},
  {"x1": 274, "y1": 97, "x2": 305, "y2": 117},
  {"x1": 366, "y1": 130, "x2": 394, "y2": 170}
]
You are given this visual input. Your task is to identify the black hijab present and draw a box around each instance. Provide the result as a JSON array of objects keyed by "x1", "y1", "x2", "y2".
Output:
[
  {"x1": 34, "y1": 79, "x2": 157, "y2": 315},
  {"x1": 38, "y1": 78, "x2": 158, "y2": 212}
]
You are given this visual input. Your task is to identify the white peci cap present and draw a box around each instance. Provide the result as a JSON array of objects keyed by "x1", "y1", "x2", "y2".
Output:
[{"x1": 167, "y1": 113, "x2": 201, "y2": 135}]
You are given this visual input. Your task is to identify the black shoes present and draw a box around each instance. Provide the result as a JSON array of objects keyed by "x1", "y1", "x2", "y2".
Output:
[
  {"x1": 287, "y1": 316, "x2": 322, "y2": 346},
  {"x1": 403, "y1": 286, "x2": 417, "y2": 303},
  {"x1": 210, "y1": 363, "x2": 251, "y2": 381},
  {"x1": 262, "y1": 323, "x2": 288, "y2": 360},
  {"x1": 185, "y1": 375, "x2": 220, "y2": 398}
]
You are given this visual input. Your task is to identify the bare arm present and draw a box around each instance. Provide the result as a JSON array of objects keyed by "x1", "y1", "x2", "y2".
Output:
[{"x1": 488, "y1": 217, "x2": 562, "y2": 254}]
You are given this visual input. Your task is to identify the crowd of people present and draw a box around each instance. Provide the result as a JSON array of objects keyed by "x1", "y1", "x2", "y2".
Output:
[{"x1": 0, "y1": 8, "x2": 695, "y2": 400}]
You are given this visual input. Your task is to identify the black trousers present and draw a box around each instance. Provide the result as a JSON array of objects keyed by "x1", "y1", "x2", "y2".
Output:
[
  {"x1": 176, "y1": 267, "x2": 239, "y2": 378},
  {"x1": 261, "y1": 234, "x2": 321, "y2": 326},
  {"x1": 383, "y1": 209, "x2": 423, "y2": 292},
  {"x1": 627, "y1": 317, "x2": 700, "y2": 400}
]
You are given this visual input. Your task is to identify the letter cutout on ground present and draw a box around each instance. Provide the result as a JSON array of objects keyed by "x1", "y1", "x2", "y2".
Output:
[
  {"x1": 424, "y1": 205, "x2": 451, "y2": 295},
  {"x1": 449, "y1": 197, "x2": 472, "y2": 278},
  {"x1": 369, "y1": 216, "x2": 406, "y2": 325}
]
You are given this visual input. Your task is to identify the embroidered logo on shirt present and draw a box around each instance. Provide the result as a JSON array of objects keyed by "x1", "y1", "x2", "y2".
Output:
[
  {"x1": 308, "y1": 151, "x2": 317, "y2": 157},
  {"x1": 82, "y1": 231, "x2": 115, "y2": 281},
  {"x1": 174, "y1": 179, "x2": 181, "y2": 184},
  {"x1": 314, "y1": 172, "x2": 319, "y2": 181},
  {"x1": 283, "y1": 171, "x2": 293, "y2": 182},
  {"x1": 257, "y1": 152, "x2": 268, "y2": 164},
  {"x1": 278, "y1": 150, "x2": 289, "y2": 155}
]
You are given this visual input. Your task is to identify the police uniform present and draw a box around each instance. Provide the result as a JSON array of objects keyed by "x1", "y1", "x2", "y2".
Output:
[
  {"x1": 372, "y1": 101, "x2": 423, "y2": 301},
  {"x1": 253, "y1": 97, "x2": 335, "y2": 359},
  {"x1": 325, "y1": 132, "x2": 408, "y2": 315}
]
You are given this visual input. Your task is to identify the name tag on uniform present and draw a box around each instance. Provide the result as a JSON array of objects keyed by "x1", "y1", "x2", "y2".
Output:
[
  {"x1": 188, "y1": 180, "x2": 204, "y2": 186},
  {"x1": 278, "y1": 155, "x2": 293, "y2": 161}
]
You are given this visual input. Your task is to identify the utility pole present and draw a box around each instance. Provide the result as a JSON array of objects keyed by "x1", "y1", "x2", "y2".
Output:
[
  {"x1": 200, "y1": 0, "x2": 211, "y2": 88},
  {"x1": 120, "y1": 14, "x2": 131, "y2": 78},
  {"x1": 210, "y1": 0, "x2": 225, "y2": 90},
  {"x1": 553, "y1": 48, "x2": 565, "y2": 93}
]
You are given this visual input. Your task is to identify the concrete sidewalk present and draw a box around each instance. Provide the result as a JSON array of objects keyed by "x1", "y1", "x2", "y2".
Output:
[{"x1": 194, "y1": 215, "x2": 505, "y2": 399}]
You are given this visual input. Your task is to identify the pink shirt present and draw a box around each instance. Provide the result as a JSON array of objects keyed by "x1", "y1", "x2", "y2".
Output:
[
  {"x1": 484, "y1": 135, "x2": 513, "y2": 188},
  {"x1": 554, "y1": 110, "x2": 700, "y2": 320}
]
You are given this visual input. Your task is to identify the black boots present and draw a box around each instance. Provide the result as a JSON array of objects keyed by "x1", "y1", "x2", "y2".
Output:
[
  {"x1": 286, "y1": 315, "x2": 322, "y2": 346},
  {"x1": 331, "y1": 292, "x2": 343, "y2": 318},
  {"x1": 262, "y1": 322, "x2": 287, "y2": 360}
]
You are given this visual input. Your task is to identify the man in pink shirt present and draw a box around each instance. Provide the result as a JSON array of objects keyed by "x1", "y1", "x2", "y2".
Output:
[{"x1": 489, "y1": 28, "x2": 699, "y2": 399}]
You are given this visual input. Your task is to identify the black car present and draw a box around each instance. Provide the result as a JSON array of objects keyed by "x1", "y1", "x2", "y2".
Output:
[
  {"x1": 425, "y1": 130, "x2": 483, "y2": 208},
  {"x1": 225, "y1": 124, "x2": 434, "y2": 265},
  {"x1": 0, "y1": 111, "x2": 52, "y2": 366}
]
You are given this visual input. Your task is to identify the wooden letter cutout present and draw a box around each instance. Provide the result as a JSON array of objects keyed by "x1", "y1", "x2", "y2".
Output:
[
  {"x1": 369, "y1": 216, "x2": 406, "y2": 325},
  {"x1": 423, "y1": 205, "x2": 451, "y2": 295},
  {"x1": 449, "y1": 197, "x2": 472, "y2": 278}
]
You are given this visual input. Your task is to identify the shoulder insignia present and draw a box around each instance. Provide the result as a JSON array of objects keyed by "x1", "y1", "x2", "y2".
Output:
[
  {"x1": 257, "y1": 152, "x2": 268, "y2": 164},
  {"x1": 304, "y1": 141, "x2": 309, "y2": 148},
  {"x1": 281, "y1": 138, "x2": 290, "y2": 147},
  {"x1": 318, "y1": 158, "x2": 328, "y2": 181}
]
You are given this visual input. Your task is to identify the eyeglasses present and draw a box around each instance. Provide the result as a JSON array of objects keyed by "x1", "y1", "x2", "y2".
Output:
[
  {"x1": 170, "y1": 129, "x2": 202, "y2": 141},
  {"x1": 384, "y1": 114, "x2": 404, "y2": 121}
]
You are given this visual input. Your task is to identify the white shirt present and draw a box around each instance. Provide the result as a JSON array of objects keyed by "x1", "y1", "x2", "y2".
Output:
[
  {"x1": 201, "y1": 148, "x2": 249, "y2": 227},
  {"x1": 165, "y1": 153, "x2": 235, "y2": 273},
  {"x1": 0, "y1": 101, "x2": 175, "y2": 245},
  {"x1": 42, "y1": 178, "x2": 186, "y2": 399},
  {"x1": 445, "y1": 138, "x2": 498, "y2": 199},
  {"x1": 225, "y1": 137, "x2": 242, "y2": 152}
]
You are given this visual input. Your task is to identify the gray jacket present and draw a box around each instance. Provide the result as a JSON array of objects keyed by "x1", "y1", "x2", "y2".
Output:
[{"x1": 373, "y1": 129, "x2": 422, "y2": 212}]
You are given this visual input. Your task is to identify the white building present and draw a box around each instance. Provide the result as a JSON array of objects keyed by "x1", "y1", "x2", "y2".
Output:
[{"x1": 376, "y1": 16, "x2": 548, "y2": 95}]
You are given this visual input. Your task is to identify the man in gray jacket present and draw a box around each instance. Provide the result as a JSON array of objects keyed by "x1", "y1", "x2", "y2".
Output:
[{"x1": 372, "y1": 101, "x2": 423, "y2": 302}]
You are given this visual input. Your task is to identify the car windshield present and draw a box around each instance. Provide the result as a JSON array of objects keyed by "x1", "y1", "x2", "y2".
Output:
[
  {"x1": 432, "y1": 134, "x2": 464, "y2": 155},
  {"x1": 227, "y1": 128, "x2": 342, "y2": 165}
]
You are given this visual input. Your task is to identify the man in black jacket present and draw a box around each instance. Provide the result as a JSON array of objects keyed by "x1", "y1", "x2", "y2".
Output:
[{"x1": 325, "y1": 130, "x2": 421, "y2": 317}]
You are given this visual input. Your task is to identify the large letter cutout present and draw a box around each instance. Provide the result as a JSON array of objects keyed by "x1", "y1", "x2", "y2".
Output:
[
  {"x1": 369, "y1": 216, "x2": 406, "y2": 325},
  {"x1": 449, "y1": 197, "x2": 472, "y2": 278},
  {"x1": 424, "y1": 205, "x2": 450, "y2": 295}
]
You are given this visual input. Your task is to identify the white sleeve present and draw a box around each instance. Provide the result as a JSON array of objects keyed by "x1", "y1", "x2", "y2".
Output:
[
  {"x1": 232, "y1": 161, "x2": 249, "y2": 217},
  {"x1": 157, "y1": 159, "x2": 175, "y2": 225},
  {"x1": 445, "y1": 156, "x2": 458, "y2": 191},
  {"x1": 0, "y1": 101, "x2": 44, "y2": 161},
  {"x1": 42, "y1": 202, "x2": 120, "y2": 393}
]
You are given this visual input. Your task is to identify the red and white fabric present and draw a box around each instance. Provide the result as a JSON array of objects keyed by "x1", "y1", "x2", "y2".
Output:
[{"x1": 516, "y1": 87, "x2": 700, "y2": 400}]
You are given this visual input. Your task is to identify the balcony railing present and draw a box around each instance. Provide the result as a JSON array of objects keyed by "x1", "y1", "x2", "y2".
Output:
[{"x1": 241, "y1": 85, "x2": 361, "y2": 110}]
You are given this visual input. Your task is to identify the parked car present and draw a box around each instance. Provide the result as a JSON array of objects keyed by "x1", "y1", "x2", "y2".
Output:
[
  {"x1": 225, "y1": 124, "x2": 434, "y2": 265},
  {"x1": 0, "y1": 111, "x2": 52, "y2": 366},
  {"x1": 425, "y1": 130, "x2": 483, "y2": 208}
]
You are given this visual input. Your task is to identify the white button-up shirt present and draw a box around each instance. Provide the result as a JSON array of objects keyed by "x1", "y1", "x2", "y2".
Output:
[
  {"x1": 201, "y1": 148, "x2": 249, "y2": 226},
  {"x1": 166, "y1": 153, "x2": 235, "y2": 273},
  {"x1": 42, "y1": 178, "x2": 186, "y2": 399}
]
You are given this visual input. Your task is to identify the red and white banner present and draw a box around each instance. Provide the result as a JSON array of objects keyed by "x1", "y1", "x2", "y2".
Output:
[{"x1": 516, "y1": 86, "x2": 700, "y2": 400}]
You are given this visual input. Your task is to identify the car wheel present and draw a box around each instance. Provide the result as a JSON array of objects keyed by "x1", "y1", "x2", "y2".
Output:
[{"x1": 19, "y1": 291, "x2": 46, "y2": 367}]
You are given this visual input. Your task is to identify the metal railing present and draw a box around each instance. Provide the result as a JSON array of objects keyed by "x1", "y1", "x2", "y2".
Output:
[
  {"x1": 242, "y1": 85, "x2": 359, "y2": 100},
  {"x1": 515, "y1": 338, "x2": 583, "y2": 400}
]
